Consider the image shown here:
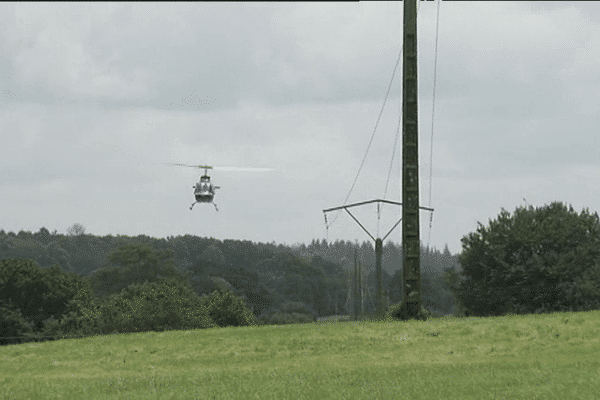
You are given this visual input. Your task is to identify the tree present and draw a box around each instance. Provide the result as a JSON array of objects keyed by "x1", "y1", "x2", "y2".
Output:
[
  {"x1": 420, "y1": 267, "x2": 448, "y2": 313},
  {"x1": 440, "y1": 265, "x2": 469, "y2": 317},
  {"x1": 281, "y1": 253, "x2": 328, "y2": 316},
  {"x1": 92, "y1": 276, "x2": 218, "y2": 335},
  {"x1": 66, "y1": 223, "x2": 86, "y2": 236},
  {"x1": 86, "y1": 242, "x2": 191, "y2": 300},
  {"x1": 387, "y1": 270, "x2": 404, "y2": 305},
  {"x1": 200, "y1": 243, "x2": 226, "y2": 265},
  {"x1": 0, "y1": 258, "x2": 98, "y2": 345},
  {"x1": 455, "y1": 201, "x2": 600, "y2": 318},
  {"x1": 34, "y1": 227, "x2": 52, "y2": 245}
]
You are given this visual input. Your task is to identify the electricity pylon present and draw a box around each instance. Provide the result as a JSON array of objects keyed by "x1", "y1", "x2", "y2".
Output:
[
  {"x1": 324, "y1": 201, "x2": 433, "y2": 319},
  {"x1": 401, "y1": 0, "x2": 422, "y2": 319},
  {"x1": 323, "y1": 0, "x2": 434, "y2": 322}
]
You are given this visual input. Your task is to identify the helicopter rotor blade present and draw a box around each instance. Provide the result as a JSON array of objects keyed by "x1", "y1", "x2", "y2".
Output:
[
  {"x1": 159, "y1": 163, "x2": 273, "y2": 172},
  {"x1": 159, "y1": 163, "x2": 212, "y2": 169},
  {"x1": 212, "y1": 166, "x2": 273, "y2": 172}
]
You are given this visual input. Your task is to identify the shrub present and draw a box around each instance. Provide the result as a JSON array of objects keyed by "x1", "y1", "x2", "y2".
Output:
[
  {"x1": 91, "y1": 277, "x2": 218, "y2": 335},
  {"x1": 456, "y1": 201, "x2": 600, "y2": 318},
  {"x1": 197, "y1": 277, "x2": 259, "y2": 329},
  {"x1": 33, "y1": 310, "x2": 105, "y2": 342},
  {"x1": 277, "y1": 300, "x2": 318, "y2": 322},
  {"x1": 33, "y1": 293, "x2": 125, "y2": 341},
  {"x1": 384, "y1": 300, "x2": 433, "y2": 322},
  {"x1": 257, "y1": 300, "x2": 318, "y2": 326},
  {"x1": 0, "y1": 300, "x2": 38, "y2": 346},
  {"x1": 0, "y1": 258, "x2": 99, "y2": 338},
  {"x1": 259, "y1": 311, "x2": 315, "y2": 326}
]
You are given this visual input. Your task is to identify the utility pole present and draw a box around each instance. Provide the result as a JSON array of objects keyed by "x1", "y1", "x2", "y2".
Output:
[
  {"x1": 402, "y1": 0, "x2": 422, "y2": 319},
  {"x1": 324, "y1": 199, "x2": 433, "y2": 320},
  {"x1": 359, "y1": 259, "x2": 363, "y2": 317},
  {"x1": 353, "y1": 249, "x2": 360, "y2": 321},
  {"x1": 323, "y1": 0, "x2": 434, "y2": 322},
  {"x1": 375, "y1": 238, "x2": 383, "y2": 318}
]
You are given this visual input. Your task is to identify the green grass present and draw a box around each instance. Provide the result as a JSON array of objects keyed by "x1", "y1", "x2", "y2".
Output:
[{"x1": 1, "y1": 309, "x2": 599, "y2": 400}]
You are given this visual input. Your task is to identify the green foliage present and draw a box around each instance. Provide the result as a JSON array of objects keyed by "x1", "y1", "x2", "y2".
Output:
[
  {"x1": 456, "y1": 201, "x2": 600, "y2": 318},
  {"x1": 0, "y1": 256, "x2": 110, "y2": 346},
  {"x1": 200, "y1": 243, "x2": 226, "y2": 265},
  {"x1": 278, "y1": 300, "x2": 318, "y2": 321},
  {"x1": 258, "y1": 311, "x2": 316, "y2": 326},
  {"x1": 386, "y1": 270, "x2": 404, "y2": 305},
  {"x1": 91, "y1": 276, "x2": 218, "y2": 335},
  {"x1": 87, "y1": 242, "x2": 192, "y2": 300},
  {"x1": 0, "y1": 258, "x2": 97, "y2": 336},
  {"x1": 384, "y1": 300, "x2": 433, "y2": 322},
  {"x1": 440, "y1": 266, "x2": 470, "y2": 318},
  {"x1": 66, "y1": 223, "x2": 86, "y2": 237},
  {"x1": 244, "y1": 283, "x2": 285, "y2": 318},
  {"x1": 0, "y1": 228, "x2": 471, "y2": 339},
  {"x1": 197, "y1": 277, "x2": 259, "y2": 328},
  {"x1": 0, "y1": 232, "x2": 73, "y2": 272},
  {"x1": 321, "y1": 273, "x2": 351, "y2": 316},
  {"x1": 257, "y1": 300, "x2": 318, "y2": 326},
  {"x1": 21, "y1": 307, "x2": 105, "y2": 344},
  {"x1": 280, "y1": 253, "x2": 327, "y2": 317},
  {"x1": 0, "y1": 299, "x2": 37, "y2": 346},
  {"x1": 310, "y1": 255, "x2": 344, "y2": 276},
  {"x1": 182, "y1": 260, "x2": 282, "y2": 318}
]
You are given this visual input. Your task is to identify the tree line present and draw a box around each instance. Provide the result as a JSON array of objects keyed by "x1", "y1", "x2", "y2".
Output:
[{"x1": 2, "y1": 200, "x2": 600, "y2": 346}]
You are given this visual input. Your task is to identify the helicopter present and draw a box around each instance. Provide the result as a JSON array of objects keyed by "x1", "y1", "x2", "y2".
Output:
[{"x1": 163, "y1": 163, "x2": 273, "y2": 211}]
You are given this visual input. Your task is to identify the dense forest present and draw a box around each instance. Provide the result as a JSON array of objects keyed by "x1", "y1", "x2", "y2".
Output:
[
  {"x1": 4, "y1": 201, "x2": 600, "y2": 346},
  {"x1": 0, "y1": 224, "x2": 462, "y2": 326}
]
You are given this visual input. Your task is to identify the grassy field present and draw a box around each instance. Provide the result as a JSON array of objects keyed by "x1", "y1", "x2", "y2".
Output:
[{"x1": 1, "y1": 309, "x2": 599, "y2": 399}]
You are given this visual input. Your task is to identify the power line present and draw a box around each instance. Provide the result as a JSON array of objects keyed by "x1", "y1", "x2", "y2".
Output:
[
  {"x1": 426, "y1": 0, "x2": 442, "y2": 252},
  {"x1": 326, "y1": 0, "x2": 439, "y2": 247},
  {"x1": 326, "y1": 4, "x2": 412, "y2": 233}
]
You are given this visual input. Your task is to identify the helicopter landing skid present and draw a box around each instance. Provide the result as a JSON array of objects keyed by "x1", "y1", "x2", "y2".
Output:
[{"x1": 189, "y1": 202, "x2": 219, "y2": 211}]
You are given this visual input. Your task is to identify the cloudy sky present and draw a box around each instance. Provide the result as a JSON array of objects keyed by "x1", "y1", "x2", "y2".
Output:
[{"x1": 1, "y1": 1, "x2": 599, "y2": 257}]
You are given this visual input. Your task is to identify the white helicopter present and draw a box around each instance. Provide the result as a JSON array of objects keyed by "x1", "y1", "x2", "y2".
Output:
[{"x1": 163, "y1": 163, "x2": 273, "y2": 211}]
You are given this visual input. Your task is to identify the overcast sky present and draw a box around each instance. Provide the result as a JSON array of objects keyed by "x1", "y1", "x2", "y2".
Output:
[{"x1": 1, "y1": 2, "x2": 599, "y2": 257}]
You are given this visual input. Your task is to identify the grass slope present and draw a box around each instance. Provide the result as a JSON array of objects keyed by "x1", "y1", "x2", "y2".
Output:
[{"x1": 1, "y1": 309, "x2": 599, "y2": 399}]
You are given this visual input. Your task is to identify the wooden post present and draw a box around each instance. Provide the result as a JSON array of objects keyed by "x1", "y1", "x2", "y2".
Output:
[
  {"x1": 358, "y1": 259, "x2": 363, "y2": 319},
  {"x1": 353, "y1": 249, "x2": 360, "y2": 321},
  {"x1": 375, "y1": 238, "x2": 384, "y2": 318}
]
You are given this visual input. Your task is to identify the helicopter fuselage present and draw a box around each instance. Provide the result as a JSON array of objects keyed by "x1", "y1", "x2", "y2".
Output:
[
  {"x1": 192, "y1": 175, "x2": 219, "y2": 204},
  {"x1": 194, "y1": 192, "x2": 214, "y2": 203},
  {"x1": 164, "y1": 163, "x2": 270, "y2": 212}
]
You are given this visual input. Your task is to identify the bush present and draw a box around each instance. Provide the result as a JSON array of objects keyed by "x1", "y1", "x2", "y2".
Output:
[
  {"x1": 0, "y1": 258, "x2": 105, "y2": 346},
  {"x1": 91, "y1": 277, "x2": 218, "y2": 335},
  {"x1": 384, "y1": 300, "x2": 433, "y2": 322},
  {"x1": 278, "y1": 300, "x2": 318, "y2": 322},
  {"x1": 257, "y1": 300, "x2": 318, "y2": 326},
  {"x1": 0, "y1": 258, "x2": 99, "y2": 336},
  {"x1": 197, "y1": 277, "x2": 259, "y2": 329},
  {"x1": 456, "y1": 201, "x2": 600, "y2": 318},
  {"x1": 33, "y1": 310, "x2": 105, "y2": 342},
  {"x1": 259, "y1": 311, "x2": 316, "y2": 326},
  {"x1": 0, "y1": 300, "x2": 38, "y2": 346}
]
